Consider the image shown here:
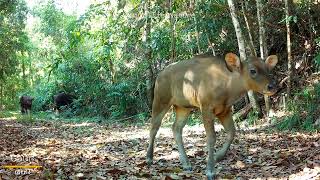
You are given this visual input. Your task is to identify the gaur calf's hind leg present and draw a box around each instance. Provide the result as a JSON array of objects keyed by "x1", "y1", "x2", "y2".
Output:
[
  {"x1": 172, "y1": 106, "x2": 192, "y2": 171},
  {"x1": 215, "y1": 109, "x2": 235, "y2": 162},
  {"x1": 146, "y1": 100, "x2": 171, "y2": 165}
]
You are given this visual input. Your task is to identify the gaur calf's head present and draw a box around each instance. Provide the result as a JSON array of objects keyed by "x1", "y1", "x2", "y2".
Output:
[{"x1": 225, "y1": 53, "x2": 278, "y2": 96}]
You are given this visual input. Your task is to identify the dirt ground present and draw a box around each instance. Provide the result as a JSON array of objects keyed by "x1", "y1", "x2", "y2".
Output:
[{"x1": 0, "y1": 117, "x2": 319, "y2": 180}]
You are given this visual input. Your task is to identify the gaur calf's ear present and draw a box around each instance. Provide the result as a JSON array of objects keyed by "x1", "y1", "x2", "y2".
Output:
[
  {"x1": 265, "y1": 55, "x2": 278, "y2": 70},
  {"x1": 225, "y1": 53, "x2": 241, "y2": 72}
]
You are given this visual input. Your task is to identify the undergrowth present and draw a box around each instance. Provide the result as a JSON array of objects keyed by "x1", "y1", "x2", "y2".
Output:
[{"x1": 277, "y1": 83, "x2": 320, "y2": 132}]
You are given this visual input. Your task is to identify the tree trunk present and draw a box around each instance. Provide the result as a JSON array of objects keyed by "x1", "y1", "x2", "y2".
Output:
[
  {"x1": 101, "y1": 25, "x2": 117, "y2": 84},
  {"x1": 285, "y1": 0, "x2": 293, "y2": 97},
  {"x1": 143, "y1": 0, "x2": 154, "y2": 110},
  {"x1": 227, "y1": 0, "x2": 246, "y2": 60},
  {"x1": 192, "y1": 1, "x2": 201, "y2": 54},
  {"x1": 0, "y1": 83, "x2": 3, "y2": 110},
  {"x1": 241, "y1": 1, "x2": 256, "y2": 57},
  {"x1": 187, "y1": 33, "x2": 193, "y2": 55},
  {"x1": 227, "y1": 0, "x2": 262, "y2": 116},
  {"x1": 307, "y1": 1, "x2": 315, "y2": 55},
  {"x1": 29, "y1": 57, "x2": 33, "y2": 87},
  {"x1": 206, "y1": 29, "x2": 216, "y2": 56},
  {"x1": 22, "y1": 58, "x2": 26, "y2": 80},
  {"x1": 170, "y1": 0, "x2": 176, "y2": 63},
  {"x1": 256, "y1": 0, "x2": 267, "y2": 59},
  {"x1": 190, "y1": 0, "x2": 202, "y2": 54},
  {"x1": 108, "y1": 59, "x2": 116, "y2": 84},
  {"x1": 21, "y1": 56, "x2": 28, "y2": 89},
  {"x1": 194, "y1": 16, "x2": 201, "y2": 54},
  {"x1": 256, "y1": 0, "x2": 271, "y2": 116}
]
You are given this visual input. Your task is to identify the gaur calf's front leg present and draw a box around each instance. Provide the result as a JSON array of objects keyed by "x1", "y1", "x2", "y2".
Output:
[
  {"x1": 202, "y1": 108, "x2": 216, "y2": 180},
  {"x1": 215, "y1": 109, "x2": 235, "y2": 162}
]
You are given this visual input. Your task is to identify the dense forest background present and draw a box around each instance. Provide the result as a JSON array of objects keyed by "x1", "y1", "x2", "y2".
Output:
[{"x1": 1, "y1": 0, "x2": 319, "y2": 127}]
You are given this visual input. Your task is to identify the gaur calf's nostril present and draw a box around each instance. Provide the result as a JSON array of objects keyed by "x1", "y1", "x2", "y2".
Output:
[{"x1": 267, "y1": 84, "x2": 274, "y2": 91}]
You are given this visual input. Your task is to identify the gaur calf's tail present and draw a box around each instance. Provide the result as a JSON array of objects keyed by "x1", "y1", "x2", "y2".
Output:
[{"x1": 151, "y1": 80, "x2": 155, "y2": 105}]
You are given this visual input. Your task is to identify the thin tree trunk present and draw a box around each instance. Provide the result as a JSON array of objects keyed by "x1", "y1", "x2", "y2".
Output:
[
  {"x1": 193, "y1": 1, "x2": 201, "y2": 54},
  {"x1": 170, "y1": 0, "x2": 176, "y2": 62},
  {"x1": 256, "y1": 0, "x2": 271, "y2": 116},
  {"x1": 21, "y1": 55, "x2": 28, "y2": 89},
  {"x1": 0, "y1": 83, "x2": 3, "y2": 110},
  {"x1": 307, "y1": 0, "x2": 315, "y2": 57},
  {"x1": 187, "y1": 34, "x2": 193, "y2": 55},
  {"x1": 29, "y1": 59, "x2": 33, "y2": 87},
  {"x1": 227, "y1": 0, "x2": 246, "y2": 60},
  {"x1": 187, "y1": 0, "x2": 197, "y2": 56},
  {"x1": 206, "y1": 29, "x2": 216, "y2": 56},
  {"x1": 194, "y1": 16, "x2": 201, "y2": 54},
  {"x1": 108, "y1": 59, "x2": 116, "y2": 84},
  {"x1": 101, "y1": 25, "x2": 117, "y2": 84},
  {"x1": 256, "y1": 0, "x2": 267, "y2": 59},
  {"x1": 143, "y1": 0, "x2": 154, "y2": 110},
  {"x1": 241, "y1": 1, "x2": 256, "y2": 57},
  {"x1": 227, "y1": 0, "x2": 262, "y2": 116},
  {"x1": 22, "y1": 58, "x2": 26, "y2": 80},
  {"x1": 285, "y1": 0, "x2": 293, "y2": 97}
]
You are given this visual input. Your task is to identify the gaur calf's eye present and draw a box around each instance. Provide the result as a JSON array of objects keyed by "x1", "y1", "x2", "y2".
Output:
[{"x1": 250, "y1": 69, "x2": 257, "y2": 76}]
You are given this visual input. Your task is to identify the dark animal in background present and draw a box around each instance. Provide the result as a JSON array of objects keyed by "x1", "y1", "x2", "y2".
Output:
[
  {"x1": 20, "y1": 95, "x2": 34, "y2": 114},
  {"x1": 54, "y1": 92, "x2": 74, "y2": 111}
]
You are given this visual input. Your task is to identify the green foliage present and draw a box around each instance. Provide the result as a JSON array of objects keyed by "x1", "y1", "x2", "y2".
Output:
[
  {"x1": 2, "y1": 0, "x2": 236, "y2": 120},
  {"x1": 247, "y1": 109, "x2": 260, "y2": 125},
  {"x1": 29, "y1": 83, "x2": 56, "y2": 111},
  {"x1": 277, "y1": 83, "x2": 320, "y2": 132},
  {"x1": 315, "y1": 37, "x2": 320, "y2": 71},
  {"x1": 0, "y1": 111, "x2": 16, "y2": 118},
  {"x1": 0, "y1": 0, "x2": 28, "y2": 80},
  {"x1": 16, "y1": 113, "x2": 35, "y2": 123},
  {"x1": 0, "y1": 110, "x2": 34, "y2": 123},
  {"x1": 187, "y1": 112, "x2": 202, "y2": 126},
  {"x1": 315, "y1": 53, "x2": 320, "y2": 71},
  {"x1": 0, "y1": 0, "x2": 29, "y2": 109}
]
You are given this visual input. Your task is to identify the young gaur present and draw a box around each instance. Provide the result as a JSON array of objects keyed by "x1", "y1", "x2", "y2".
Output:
[{"x1": 146, "y1": 53, "x2": 278, "y2": 179}]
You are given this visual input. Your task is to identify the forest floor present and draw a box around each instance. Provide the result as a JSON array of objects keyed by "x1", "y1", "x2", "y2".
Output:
[{"x1": 0, "y1": 115, "x2": 319, "y2": 180}]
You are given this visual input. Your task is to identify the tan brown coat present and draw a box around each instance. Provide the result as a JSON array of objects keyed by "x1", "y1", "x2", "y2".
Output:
[{"x1": 147, "y1": 53, "x2": 278, "y2": 179}]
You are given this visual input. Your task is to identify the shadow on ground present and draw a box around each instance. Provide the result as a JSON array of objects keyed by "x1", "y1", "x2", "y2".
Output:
[{"x1": 0, "y1": 117, "x2": 319, "y2": 179}]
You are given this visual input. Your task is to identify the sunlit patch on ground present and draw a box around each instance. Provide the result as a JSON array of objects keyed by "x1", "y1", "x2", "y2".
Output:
[{"x1": 0, "y1": 118, "x2": 319, "y2": 179}]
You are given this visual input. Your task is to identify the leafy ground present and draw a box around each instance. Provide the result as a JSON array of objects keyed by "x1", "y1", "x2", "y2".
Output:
[{"x1": 0, "y1": 115, "x2": 319, "y2": 180}]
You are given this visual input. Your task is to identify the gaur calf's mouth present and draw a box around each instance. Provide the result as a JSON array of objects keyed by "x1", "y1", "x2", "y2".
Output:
[{"x1": 262, "y1": 90, "x2": 277, "y2": 96}]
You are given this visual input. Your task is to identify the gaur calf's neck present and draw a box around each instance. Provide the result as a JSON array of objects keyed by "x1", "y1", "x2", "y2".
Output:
[{"x1": 225, "y1": 72, "x2": 248, "y2": 106}]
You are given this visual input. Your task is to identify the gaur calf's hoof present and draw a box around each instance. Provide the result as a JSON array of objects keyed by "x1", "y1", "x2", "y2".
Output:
[
  {"x1": 146, "y1": 158, "x2": 153, "y2": 166},
  {"x1": 183, "y1": 165, "x2": 192, "y2": 172},
  {"x1": 214, "y1": 155, "x2": 224, "y2": 162},
  {"x1": 206, "y1": 174, "x2": 215, "y2": 180},
  {"x1": 206, "y1": 171, "x2": 215, "y2": 180}
]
